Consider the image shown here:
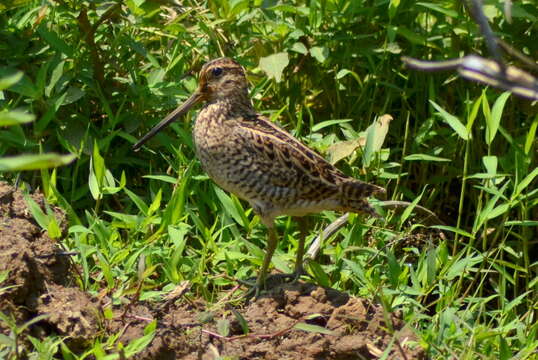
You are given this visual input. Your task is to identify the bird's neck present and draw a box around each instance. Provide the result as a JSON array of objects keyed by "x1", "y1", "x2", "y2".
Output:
[{"x1": 204, "y1": 94, "x2": 256, "y2": 118}]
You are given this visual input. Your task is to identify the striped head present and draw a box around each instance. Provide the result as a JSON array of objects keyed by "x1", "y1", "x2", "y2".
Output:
[
  {"x1": 132, "y1": 57, "x2": 248, "y2": 150},
  {"x1": 198, "y1": 57, "x2": 249, "y2": 101}
]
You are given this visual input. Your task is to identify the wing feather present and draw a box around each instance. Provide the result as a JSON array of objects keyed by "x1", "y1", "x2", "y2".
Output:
[{"x1": 232, "y1": 115, "x2": 346, "y2": 201}]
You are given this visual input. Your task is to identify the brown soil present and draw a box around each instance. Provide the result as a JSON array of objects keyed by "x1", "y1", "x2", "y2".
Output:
[
  {"x1": 0, "y1": 181, "x2": 100, "y2": 353},
  {"x1": 0, "y1": 181, "x2": 425, "y2": 359}
]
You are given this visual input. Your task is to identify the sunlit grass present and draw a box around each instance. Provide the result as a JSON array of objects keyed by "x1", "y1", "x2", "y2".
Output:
[{"x1": 0, "y1": 0, "x2": 537, "y2": 358}]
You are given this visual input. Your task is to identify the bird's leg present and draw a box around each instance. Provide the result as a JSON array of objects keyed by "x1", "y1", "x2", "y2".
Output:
[
  {"x1": 292, "y1": 216, "x2": 309, "y2": 281},
  {"x1": 254, "y1": 223, "x2": 278, "y2": 298},
  {"x1": 292, "y1": 235, "x2": 306, "y2": 281}
]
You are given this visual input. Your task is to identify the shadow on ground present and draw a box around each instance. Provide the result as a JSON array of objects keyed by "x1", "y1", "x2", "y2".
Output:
[{"x1": 0, "y1": 181, "x2": 424, "y2": 359}]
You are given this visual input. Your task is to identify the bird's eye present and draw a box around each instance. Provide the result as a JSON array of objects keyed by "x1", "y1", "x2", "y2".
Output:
[{"x1": 211, "y1": 67, "x2": 223, "y2": 77}]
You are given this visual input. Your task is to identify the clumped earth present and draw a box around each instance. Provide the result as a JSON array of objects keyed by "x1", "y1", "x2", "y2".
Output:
[
  {"x1": 0, "y1": 181, "x2": 424, "y2": 359},
  {"x1": 0, "y1": 181, "x2": 100, "y2": 352}
]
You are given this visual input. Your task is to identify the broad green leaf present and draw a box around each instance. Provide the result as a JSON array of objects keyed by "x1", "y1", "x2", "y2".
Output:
[
  {"x1": 0, "y1": 334, "x2": 14, "y2": 347},
  {"x1": 0, "y1": 153, "x2": 75, "y2": 171},
  {"x1": 37, "y1": 23, "x2": 74, "y2": 57},
  {"x1": 63, "y1": 86, "x2": 86, "y2": 105},
  {"x1": 486, "y1": 202, "x2": 510, "y2": 220},
  {"x1": 272, "y1": 252, "x2": 292, "y2": 274},
  {"x1": 92, "y1": 140, "x2": 105, "y2": 188},
  {"x1": 310, "y1": 46, "x2": 328, "y2": 63},
  {"x1": 335, "y1": 69, "x2": 362, "y2": 86},
  {"x1": 389, "y1": 0, "x2": 400, "y2": 19},
  {"x1": 259, "y1": 52, "x2": 289, "y2": 82},
  {"x1": 474, "y1": 182, "x2": 509, "y2": 232},
  {"x1": 88, "y1": 158, "x2": 100, "y2": 201},
  {"x1": 46, "y1": 60, "x2": 64, "y2": 97},
  {"x1": 0, "y1": 271, "x2": 9, "y2": 284},
  {"x1": 143, "y1": 174, "x2": 178, "y2": 184},
  {"x1": 513, "y1": 167, "x2": 538, "y2": 199},
  {"x1": 308, "y1": 261, "x2": 330, "y2": 288},
  {"x1": 504, "y1": 220, "x2": 538, "y2": 227},
  {"x1": 0, "y1": 70, "x2": 23, "y2": 90},
  {"x1": 68, "y1": 225, "x2": 92, "y2": 234},
  {"x1": 47, "y1": 216, "x2": 61, "y2": 239},
  {"x1": 363, "y1": 114, "x2": 393, "y2": 166},
  {"x1": 168, "y1": 224, "x2": 189, "y2": 255},
  {"x1": 328, "y1": 137, "x2": 364, "y2": 164},
  {"x1": 148, "y1": 68, "x2": 166, "y2": 88},
  {"x1": 399, "y1": 191, "x2": 423, "y2": 227},
  {"x1": 464, "y1": 173, "x2": 508, "y2": 180},
  {"x1": 525, "y1": 114, "x2": 538, "y2": 154},
  {"x1": 497, "y1": 331, "x2": 516, "y2": 358},
  {"x1": 482, "y1": 156, "x2": 497, "y2": 175},
  {"x1": 488, "y1": 91, "x2": 510, "y2": 144},
  {"x1": 426, "y1": 247, "x2": 437, "y2": 286},
  {"x1": 214, "y1": 186, "x2": 245, "y2": 226},
  {"x1": 481, "y1": 91, "x2": 493, "y2": 144},
  {"x1": 0, "y1": 69, "x2": 39, "y2": 98},
  {"x1": 404, "y1": 154, "x2": 451, "y2": 162},
  {"x1": 445, "y1": 254, "x2": 483, "y2": 280},
  {"x1": 148, "y1": 189, "x2": 162, "y2": 216},
  {"x1": 103, "y1": 211, "x2": 139, "y2": 226},
  {"x1": 124, "y1": 320, "x2": 156, "y2": 357},
  {"x1": 430, "y1": 100, "x2": 470, "y2": 140},
  {"x1": 430, "y1": 225, "x2": 474, "y2": 239},
  {"x1": 393, "y1": 26, "x2": 429, "y2": 45},
  {"x1": 0, "y1": 110, "x2": 35, "y2": 126},
  {"x1": 466, "y1": 95, "x2": 481, "y2": 132},
  {"x1": 294, "y1": 322, "x2": 335, "y2": 335},
  {"x1": 102, "y1": 169, "x2": 123, "y2": 195},
  {"x1": 0, "y1": 0, "x2": 34, "y2": 11},
  {"x1": 35, "y1": 90, "x2": 67, "y2": 133},
  {"x1": 231, "y1": 308, "x2": 250, "y2": 334},
  {"x1": 269, "y1": 4, "x2": 309, "y2": 15},
  {"x1": 386, "y1": 251, "x2": 401, "y2": 287},
  {"x1": 417, "y1": 2, "x2": 458, "y2": 17},
  {"x1": 18, "y1": 314, "x2": 50, "y2": 332},
  {"x1": 216, "y1": 319, "x2": 230, "y2": 337},
  {"x1": 343, "y1": 259, "x2": 367, "y2": 283},
  {"x1": 161, "y1": 164, "x2": 192, "y2": 228},
  {"x1": 36, "y1": 58, "x2": 51, "y2": 96},
  {"x1": 311, "y1": 118, "x2": 352, "y2": 132},
  {"x1": 23, "y1": 194, "x2": 48, "y2": 230},
  {"x1": 290, "y1": 42, "x2": 308, "y2": 54},
  {"x1": 231, "y1": 194, "x2": 249, "y2": 230}
]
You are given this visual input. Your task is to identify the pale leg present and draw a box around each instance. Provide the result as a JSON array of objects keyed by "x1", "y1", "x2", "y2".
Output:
[
  {"x1": 255, "y1": 223, "x2": 278, "y2": 297},
  {"x1": 293, "y1": 235, "x2": 305, "y2": 280}
]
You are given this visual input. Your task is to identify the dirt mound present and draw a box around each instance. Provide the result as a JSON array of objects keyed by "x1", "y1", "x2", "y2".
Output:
[
  {"x1": 0, "y1": 181, "x2": 424, "y2": 359},
  {"x1": 113, "y1": 281, "x2": 424, "y2": 359},
  {"x1": 0, "y1": 181, "x2": 99, "y2": 353},
  {"x1": 0, "y1": 181, "x2": 69, "y2": 307}
]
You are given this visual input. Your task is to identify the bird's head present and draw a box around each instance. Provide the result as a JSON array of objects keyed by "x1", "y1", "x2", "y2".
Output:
[
  {"x1": 198, "y1": 57, "x2": 249, "y2": 101},
  {"x1": 132, "y1": 57, "x2": 248, "y2": 151}
]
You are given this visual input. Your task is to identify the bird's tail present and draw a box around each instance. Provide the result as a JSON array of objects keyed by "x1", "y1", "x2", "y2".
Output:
[{"x1": 340, "y1": 180, "x2": 385, "y2": 217}]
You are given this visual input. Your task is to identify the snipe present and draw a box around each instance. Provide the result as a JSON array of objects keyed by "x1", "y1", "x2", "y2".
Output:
[{"x1": 133, "y1": 57, "x2": 385, "y2": 297}]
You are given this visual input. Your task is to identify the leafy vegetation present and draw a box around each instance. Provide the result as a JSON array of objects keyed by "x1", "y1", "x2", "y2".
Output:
[{"x1": 0, "y1": 0, "x2": 537, "y2": 358}]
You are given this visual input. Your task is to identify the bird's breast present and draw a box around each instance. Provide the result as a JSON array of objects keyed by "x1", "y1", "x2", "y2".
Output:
[{"x1": 192, "y1": 110, "x2": 252, "y2": 198}]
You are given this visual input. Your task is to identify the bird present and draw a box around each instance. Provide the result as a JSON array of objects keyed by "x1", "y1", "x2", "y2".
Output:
[{"x1": 133, "y1": 57, "x2": 385, "y2": 297}]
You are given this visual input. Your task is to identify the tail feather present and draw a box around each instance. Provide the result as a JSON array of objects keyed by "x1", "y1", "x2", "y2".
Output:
[
  {"x1": 340, "y1": 180, "x2": 385, "y2": 216},
  {"x1": 341, "y1": 180, "x2": 385, "y2": 199}
]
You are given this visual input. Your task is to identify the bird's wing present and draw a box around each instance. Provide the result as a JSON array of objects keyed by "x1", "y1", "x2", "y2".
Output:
[{"x1": 232, "y1": 114, "x2": 362, "y2": 201}]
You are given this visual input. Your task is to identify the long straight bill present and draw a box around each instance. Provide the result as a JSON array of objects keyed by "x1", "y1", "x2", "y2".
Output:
[{"x1": 132, "y1": 91, "x2": 204, "y2": 151}]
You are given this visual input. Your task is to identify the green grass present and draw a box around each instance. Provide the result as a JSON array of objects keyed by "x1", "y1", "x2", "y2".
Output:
[{"x1": 1, "y1": 0, "x2": 537, "y2": 358}]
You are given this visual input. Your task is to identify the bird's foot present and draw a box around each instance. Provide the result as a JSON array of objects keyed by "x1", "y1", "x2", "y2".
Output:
[
  {"x1": 265, "y1": 269, "x2": 305, "y2": 284},
  {"x1": 236, "y1": 278, "x2": 262, "y2": 300},
  {"x1": 237, "y1": 268, "x2": 308, "y2": 300}
]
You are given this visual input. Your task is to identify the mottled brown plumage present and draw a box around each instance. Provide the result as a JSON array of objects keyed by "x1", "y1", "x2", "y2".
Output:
[{"x1": 133, "y1": 57, "x2": 385, "y2": 296}]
